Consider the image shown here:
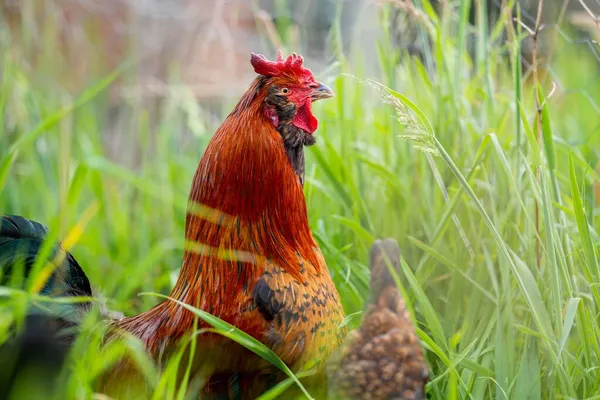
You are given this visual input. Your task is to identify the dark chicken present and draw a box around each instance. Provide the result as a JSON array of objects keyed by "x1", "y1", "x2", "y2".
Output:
[
  {"x1": 0, "y1": 216, "x2": 92, "y2": 400},
  {"x1": 328, "y1": 239, "x2": 429, "y2": 400}
]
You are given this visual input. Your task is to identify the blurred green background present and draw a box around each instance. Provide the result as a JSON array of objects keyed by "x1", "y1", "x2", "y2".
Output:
[{"x1": 2, "y1": 0, "x2": 600, "y2": 398}]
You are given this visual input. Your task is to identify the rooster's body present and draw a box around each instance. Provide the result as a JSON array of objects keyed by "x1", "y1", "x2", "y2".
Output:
[
  {"x1": 117, "y1": 71, "x2": 344, "y2": 358},
  {"x1": 110, "y1": 54, "x2": 346, "y2": 397}
]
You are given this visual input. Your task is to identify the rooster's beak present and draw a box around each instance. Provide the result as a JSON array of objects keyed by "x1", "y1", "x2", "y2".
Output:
[{"x1": 311, "y1": 83, "x2": 334, "y2": 101}]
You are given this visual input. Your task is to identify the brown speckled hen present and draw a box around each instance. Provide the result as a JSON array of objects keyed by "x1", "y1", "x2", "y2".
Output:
[{"x1": 328, "y1": 238, "x2": 428, "y2": 400}]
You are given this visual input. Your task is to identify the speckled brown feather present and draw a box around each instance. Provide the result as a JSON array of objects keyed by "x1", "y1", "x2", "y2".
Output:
[{"x1": 328, "y1": 239, "x2": 428, "y2": 400}]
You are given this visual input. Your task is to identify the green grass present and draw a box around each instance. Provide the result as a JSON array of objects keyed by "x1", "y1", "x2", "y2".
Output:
[{"x1": 2, "y1": 0, "x2": 600, "y2": 398}]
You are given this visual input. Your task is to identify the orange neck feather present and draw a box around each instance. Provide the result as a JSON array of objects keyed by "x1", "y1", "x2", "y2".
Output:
[{"x1": 149, "y1": 77, "x2": 317, "y2": 326}]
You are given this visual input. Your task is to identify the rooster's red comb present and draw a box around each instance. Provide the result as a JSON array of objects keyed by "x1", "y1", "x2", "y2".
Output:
[{"x1": 250, "y1": 50, "x2": 316, "y2": 84}]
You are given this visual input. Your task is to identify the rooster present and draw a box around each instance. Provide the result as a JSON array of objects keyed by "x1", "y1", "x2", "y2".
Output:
[
  {"x1": 1, "y1": 51, "x2": 347, "y2": 398},
  {"x1": 104, "y1": 50, "x2": 347, "y2": 398}
]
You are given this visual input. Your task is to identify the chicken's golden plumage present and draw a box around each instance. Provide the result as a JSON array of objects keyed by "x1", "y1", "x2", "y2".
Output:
[{"x1": 101, "y1": 51, "x2": 346, "y2": 398}]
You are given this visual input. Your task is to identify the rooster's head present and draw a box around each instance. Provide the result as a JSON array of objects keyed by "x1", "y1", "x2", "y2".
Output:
[{"x1": 250, "y1": 50, "x2": 333, "y2": 135}]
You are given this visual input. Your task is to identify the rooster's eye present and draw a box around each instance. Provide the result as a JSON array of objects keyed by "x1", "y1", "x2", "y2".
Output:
[{"x1": 281, "y1": 88, "x2": 290, "y2": 95}]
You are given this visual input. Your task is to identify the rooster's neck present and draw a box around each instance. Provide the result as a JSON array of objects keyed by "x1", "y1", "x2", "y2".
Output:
[
  {"x1": 173, "y1": 87, "x2": 321, "y2": 296},
  {"x1": 278, "y1": 124, "x2": 315, "y2": 186},
  {"x1": 187, "y1": 103, "x2": 310, "y2": 224}
]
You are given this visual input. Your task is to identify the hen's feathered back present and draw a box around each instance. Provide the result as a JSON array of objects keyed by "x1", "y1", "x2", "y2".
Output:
[
  {"x1": 328, "y1": 239, "x2": 429, "y2": 400},
  {"x1": 0, "y1": 215, "x2": 92, "y2": 311}
]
